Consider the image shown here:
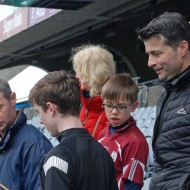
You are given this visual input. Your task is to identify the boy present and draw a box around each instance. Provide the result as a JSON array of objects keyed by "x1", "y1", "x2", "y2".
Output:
[
  {"x1": 98, "y1": 73, "x2": 149, "y2": 190},
  {"x1": 29, "y1": 70, "x2": 118, "y2": 190}
]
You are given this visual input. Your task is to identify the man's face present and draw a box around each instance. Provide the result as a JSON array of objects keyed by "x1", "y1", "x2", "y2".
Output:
[
  {"x1": 144, "y1": 35, "x2": 184, "y2": 81},
  {"x1": 0, "y1": 92, "x2": 16, "y2": 137}
]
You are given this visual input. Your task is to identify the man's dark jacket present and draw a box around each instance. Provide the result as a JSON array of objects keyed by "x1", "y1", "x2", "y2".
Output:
[{"x1": 149, "y1": 66, "x2": 190, "y2": 190}]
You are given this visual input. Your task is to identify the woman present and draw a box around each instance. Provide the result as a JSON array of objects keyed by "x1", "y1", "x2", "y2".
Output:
[{"x1": 71, "y1": 44, "x2": 116, "y2": 139}]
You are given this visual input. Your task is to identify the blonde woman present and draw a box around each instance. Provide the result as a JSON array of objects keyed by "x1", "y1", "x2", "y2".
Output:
[{"x1": 71, "y1": 44, "x2": 116, "y2": 139}]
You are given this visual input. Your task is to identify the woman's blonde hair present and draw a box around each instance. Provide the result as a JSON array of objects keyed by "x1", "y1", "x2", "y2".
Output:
[{"x1": 71, "y1": 44, "x2": 116, "y2": 97}]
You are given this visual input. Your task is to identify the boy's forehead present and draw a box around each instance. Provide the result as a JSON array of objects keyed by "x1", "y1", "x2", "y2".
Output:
[{"x1": 104, "y1": 97, "x2": 130, "y2": 104}]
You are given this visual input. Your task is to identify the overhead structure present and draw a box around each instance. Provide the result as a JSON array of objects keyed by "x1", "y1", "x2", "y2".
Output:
[
  {"x1": 0, "y1": 0, "x2": 95, "y2": 9},
  {"x1": 0, "y1": 0, "x2": 189, "y2": 81}
]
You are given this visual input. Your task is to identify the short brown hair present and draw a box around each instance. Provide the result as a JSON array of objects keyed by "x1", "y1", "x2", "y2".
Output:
[
  {"x1": 101, "y1": 73, "x2": 138, "y2": 104},
  {"x1": 29, "y1": 70, "x2": 81, "y2": 116}
]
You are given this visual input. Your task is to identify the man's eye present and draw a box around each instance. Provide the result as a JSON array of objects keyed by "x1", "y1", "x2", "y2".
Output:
[{"x1": 152, "y1": 52, "x2": 161, "y2": 56}]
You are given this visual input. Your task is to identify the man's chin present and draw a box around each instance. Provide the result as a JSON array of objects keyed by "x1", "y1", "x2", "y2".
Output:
[{"x1": 158, "y1": 74, "x2": 167, "y2": 81}]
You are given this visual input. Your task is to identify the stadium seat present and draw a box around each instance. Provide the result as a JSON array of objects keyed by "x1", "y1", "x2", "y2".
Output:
[
  {"x1": 142, "y1": 177, "x2": 151, "y2": 190},
  {"x1": 140, "y1": 106, "x2": 152, "y2": 120},
  {"x1": 143, "y1": 121, "x2": 154, "y2": 137},
  {"x1": 136, "y1": 118, "x2": 144, "y2": 129},
  {"x1": 132, "y1": 107, "x2": 145, "y2": 121},
  {"x1": 148, "y1": 106, "x2": 156, "y2": 119},
  {"x1": 145, "y1": 137, "x2": 154, "y2": 179},
  {"x1": 140, "y1": 118, "x2": 153, "y2": 134}
]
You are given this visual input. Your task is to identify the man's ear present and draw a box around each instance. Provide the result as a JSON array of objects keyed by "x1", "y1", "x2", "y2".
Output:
[
  {"x1": 131, "y1": 101, "x2": 138, "y2": 112},
  {"x1": 10, "y1": 92, "x2": 17, "y2": 105},
  {"x1": 178, "y1": 40, "x2": 188, "y2": 56}
]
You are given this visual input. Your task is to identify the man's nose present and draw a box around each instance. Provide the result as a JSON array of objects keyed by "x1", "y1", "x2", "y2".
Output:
[{"x1": 148, "y1": 56, "x2": 156, "y2": 68}]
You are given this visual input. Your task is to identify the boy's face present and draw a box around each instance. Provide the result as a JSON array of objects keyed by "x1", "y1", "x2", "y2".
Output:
[
  {"x1": 103, "y1": 97, "x2": 137, "y2": 127},
  {"x1": 34, "y1": 103, "x2": 58, "y2": 137}
]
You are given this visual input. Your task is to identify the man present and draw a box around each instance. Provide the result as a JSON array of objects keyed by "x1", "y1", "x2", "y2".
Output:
[
  {"x1": 28, "y1": 70, "x2": 119, "y2": 190},
  {"x1": 136, "y1": 12, "x2": 190, "y2": 189},
  {"x1": 0, "y1": 77, "x2": 53, "y2": 190}
]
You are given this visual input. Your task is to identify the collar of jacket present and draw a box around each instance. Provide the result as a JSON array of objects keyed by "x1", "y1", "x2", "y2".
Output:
[
  {"x1": 155, "y1": 65, "x2": 190, "y2": 89},
  {"x1": 57, "y1": 128, "x2": 88, "y2": 142},
  {"x1": 107, "y1": 116, "x2": 136, "y2": 133},
  {"x1": 0, "y1": 110, "x2": 26, "y2": 152}
]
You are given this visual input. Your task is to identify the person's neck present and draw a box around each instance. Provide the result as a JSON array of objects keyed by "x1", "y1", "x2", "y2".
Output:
[
  {"x1": 180, "y1": 54, "x2": 190, "y2": 72},
  {"x1": 57, "y1": 115, "x2": 83, "y2": 133}
]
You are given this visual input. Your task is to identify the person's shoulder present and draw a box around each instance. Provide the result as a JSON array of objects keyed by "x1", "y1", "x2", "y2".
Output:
[
  {"x1": 43, "y1": 142, "x2": 73, "y2": 163},
  {"x1": 132, "y1": 125, "x2": 147, "y2": 138},
  {"x1": 20, "y1": 123, "x2": 51, "y2": 143},
  {"x1": 44, "y1": 145, "x2": 60, "y2": 157},
  {"x1": 122, "y1": 124, "x2": 147, "y2": 143},
  {"x1": 98, "y1": 126, "x2": 108, "y2": 138},
  {"x1": 23, "y1": 124, "x2": 44, "y2": 136}
]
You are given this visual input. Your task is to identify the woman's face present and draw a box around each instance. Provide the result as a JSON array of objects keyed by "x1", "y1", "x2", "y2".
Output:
[{"x1": 75, "y1": 73, "x2": 90, "y2": 91}]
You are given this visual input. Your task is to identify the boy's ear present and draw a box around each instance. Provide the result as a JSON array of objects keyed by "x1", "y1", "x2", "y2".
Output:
[
  {"x1": 131, "y1": 101, "x2": 138, "y2": 112},
  {"x1": 46, "y1": 102, "x2": 57, "y2": 114}
]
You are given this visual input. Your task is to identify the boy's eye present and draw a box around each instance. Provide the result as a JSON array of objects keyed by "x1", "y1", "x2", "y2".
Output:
[
  {"x1": 117, "y1": 105, "x2": 127, "y2": 109},
  {"x1": 117, "y1": 105, "x2": 128, "y2": 112},
  {"x1": 105, "y1": 104, "x2": 113, "y2": 109},
  {"x1": 103, "y1": 103, "x2": 129, "y2": 112}
]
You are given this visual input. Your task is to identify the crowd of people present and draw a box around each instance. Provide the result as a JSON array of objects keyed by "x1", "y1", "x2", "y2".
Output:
[{"x1": 0, "y1": 11, "x2": 190, "y2": 190}]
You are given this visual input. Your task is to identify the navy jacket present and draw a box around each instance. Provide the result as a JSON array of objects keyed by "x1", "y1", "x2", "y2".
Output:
[{"x1": 0, "y1": 111, "x2": 53, "y2": 190}]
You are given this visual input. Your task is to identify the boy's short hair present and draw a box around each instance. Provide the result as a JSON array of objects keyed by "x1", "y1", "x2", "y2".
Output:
[
  {"x1": 101, "y1": 73, "x2": 138, "y2": 104},
  {"x1": 71, "y1": 44, "x2": 116, "y2": 97},
  {"x1": 29, "y1": 70, "x2": 81, "y2": 116}
]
